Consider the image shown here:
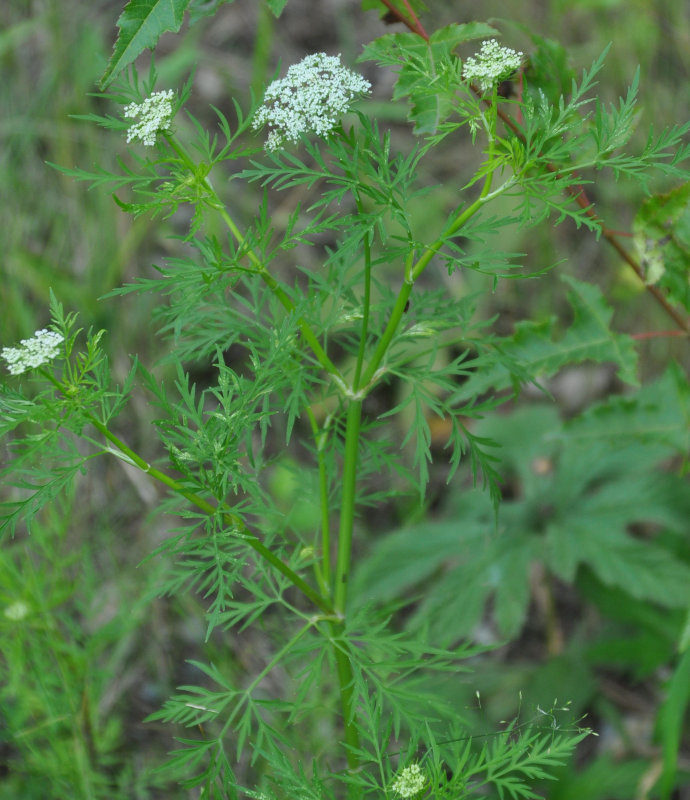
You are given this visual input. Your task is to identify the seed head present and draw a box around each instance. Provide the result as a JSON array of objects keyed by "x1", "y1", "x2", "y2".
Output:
[
  {"x1": 1, "y1": 329, "x2": 64, "y2": 375},
  {"x1": 123, "y1": 89, "x2": 175, "y2": 146},
  {"x1": 252, "y1": 52, "x2": 371, "y2": 150},
  {"x1": 463, "y1": 39, "x2": 523, "y2": 93}
]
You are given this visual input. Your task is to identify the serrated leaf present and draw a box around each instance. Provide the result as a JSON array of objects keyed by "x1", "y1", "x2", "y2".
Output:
[
  {"x1": 548, "y1": 523, "x2": 690, "y2": 607},
  {"x1": 565, "y1": 364, "x2": 690, "y2": 454},
  {"x1": 454, "y1": 275, "x2": 638, "y2": 403},
  {"x1": 100, "y1": 0, "x2": 192, "y2": 89}
]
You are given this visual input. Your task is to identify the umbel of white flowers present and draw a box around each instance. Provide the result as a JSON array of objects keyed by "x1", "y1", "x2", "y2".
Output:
[
  {"x1": 252, "y1": 52, "x2": 371, "y2": 150},
  {"x1": 1, "y1": 329, "x2": 64, "y2": 375},
  {"x1": 462, "y1": 39, "x2": 523, "y2": 92},
  {"x1": 123, "y1": 89, "x2": 175, "y2": 146},
  {"x1": 390, "y1": 762, "x2": 427, "y2": 798}
]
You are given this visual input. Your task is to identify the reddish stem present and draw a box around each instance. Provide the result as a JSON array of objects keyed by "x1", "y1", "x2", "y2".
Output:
[
  {"x1": 379, "y1": 0, "x2": 429, "y2": 40},
  {"x1": 631, "y1": 329, "x2": 687, "y2": 340}
]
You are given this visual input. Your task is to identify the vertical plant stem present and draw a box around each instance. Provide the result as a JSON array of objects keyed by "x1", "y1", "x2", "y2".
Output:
[
  {"x1": 331, "y1": 627, "x2": 361, "y2": 774},
  {"x1": 334, "y1": 400, "x2": 363, "y2": 613},
  {"x1": 353, "y1": 199, "x2": 372, "y2": 390},
  {"x1": 330, "y1": 399, "x2": 364, "y2": 778},
  {"x1": 306, "y1": 405, "x2": 332, "y2": 596}
]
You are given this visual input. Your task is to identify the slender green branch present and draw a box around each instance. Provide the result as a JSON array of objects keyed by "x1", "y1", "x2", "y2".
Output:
[
  {"x1": 44, "y1": 372, "x2": 333, "y2": 615},
  {"x1": 163, "y1": 132, "x2": 344, "y2": 381},
  {"x1": 353, "y1": 199, "x2": 372, "y2": 391},
  {"x1": 358, "y1": 189, "x2": 505, "y2": 392}
]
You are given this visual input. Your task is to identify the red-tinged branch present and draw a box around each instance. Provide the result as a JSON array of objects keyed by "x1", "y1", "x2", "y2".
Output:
[
  {"x1": 375, "y1": 0, "x2": 690, "y2": 336},
  {"x1": 491, "y1": 83, "x2": 690, "y2": 336},
  {"x1": 379, "y1": 0, "x2": 429, "y2": 40},
  {"x1": 631, "y1": 330, "x2": 688, "y2": 340}
]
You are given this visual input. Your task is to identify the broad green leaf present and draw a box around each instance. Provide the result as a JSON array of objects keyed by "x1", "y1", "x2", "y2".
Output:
[
  {"x1": 100, "y1": 0, "x2": 193, "y2": 89},
  {"x1": 548, "y1": 523, "x2": 690, "y2": 607}
]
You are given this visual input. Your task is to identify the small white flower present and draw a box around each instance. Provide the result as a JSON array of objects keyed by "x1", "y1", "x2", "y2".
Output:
[
  {"x1": 391, "y1": 762, "x2": 426, "y2": 798},
  {"x1": 463, "y1": 39, "x2": 523, "y2": 93},
  {"x1": 123, "y1": 89, "x2": 175, "y2": 146},
  {"x1": 252, "y1": 52, "x2": 371, "y2": 150},
  {"x1": 4, "y1": 601, "x2": 30, "y2": 621},
  {"x1": 1, "y1": 329, "x2": 64, "y2": 375}
]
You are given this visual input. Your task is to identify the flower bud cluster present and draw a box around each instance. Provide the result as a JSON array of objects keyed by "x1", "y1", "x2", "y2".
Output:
[
  {"x1": 253, "y1": 52, "x2": 371, "y2": 150},
  {"x1": 462, "y1": 39, "x2": 523, "y2": 92},
  {"x1": 123, "y1": 89, "x2": 175, "y2": 146},
  {"x1": 1, "y1": 329, "x2": 64, "y2": 375}
]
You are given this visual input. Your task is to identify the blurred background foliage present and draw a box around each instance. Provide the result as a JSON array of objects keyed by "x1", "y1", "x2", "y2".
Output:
[{"x1": 1, "y1": 0, "x2": 689, "y2": 797}]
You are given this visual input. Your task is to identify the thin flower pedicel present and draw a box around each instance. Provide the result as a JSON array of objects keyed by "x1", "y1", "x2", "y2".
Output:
[
  {"x1": 252, "y1": 52, "x2": 371, "y2": 150},
  {"x1": 123, "y1": 89, "x2": 175, "y2": 146},
  {"x1": 463, "y1": 39, "x2": 523, "y2": 93},
  {"x1": 1, "y1": 329, "x2": 64, "y2": 375}
]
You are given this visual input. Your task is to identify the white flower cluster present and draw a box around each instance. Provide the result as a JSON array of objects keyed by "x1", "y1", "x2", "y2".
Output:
[
  {"x1": 391, "y1": 762, "x2": 426, "y2": 798},
  {"x1": 252, "y1": 52, "x2": 371, "y2": 150},
  {"x1": 1, "y1": 329, "x2": 64, "y2": 375},
  {"x1": 462, "y1": 39, "x2": 523, "y2": 92},
  {"x1": 123, "y1": 89, "x2": 175, "y2": 146}
]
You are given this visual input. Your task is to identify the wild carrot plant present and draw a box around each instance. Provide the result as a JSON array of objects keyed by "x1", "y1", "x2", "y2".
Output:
[{"x1": 2, "y1": 1, "x2": 690, "y2": 798}]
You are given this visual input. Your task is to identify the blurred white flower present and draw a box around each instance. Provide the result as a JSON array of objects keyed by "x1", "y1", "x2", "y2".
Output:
[
  {"x1": 463, "y1": 39, "x2": 523, "y2": 92},
  {"x1": 123, "y1": 89, "x2": 175, "y2": 146},
  {"x1": 252, "y1": 52, "x2": 371, "y2": 150},
  {"x1": 4, "y1": 601, "x2": 30, "y2": 621},
  {"x1": 1, "y1": 329, "x2": 64, "y2": 375}
]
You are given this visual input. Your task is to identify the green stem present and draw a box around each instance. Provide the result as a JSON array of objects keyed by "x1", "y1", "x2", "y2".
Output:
[
  {"x1": 306, "y1": 405, "x2": 332, "y2": 596},
  {"x1": 331, "y1": 623, "x2": 360, "y2": 772},
  {"x1": 358, "y1": 181, "x2": 510, "y2": 392},
  {"x1": 331, "y1": 399, "x2": 364, "y2": 777},
  {"x1": 95, "y1": 416, "x2": 333, "y2": 613},
  {"x1": 353, "y1": 200, "x2": 372, "y2": 391},
  {"x1": 97, "y1": 419, "x2": 331, "y2": 612},
  {"x1": 333, "y1": 400, "x2": 363, "y2": 614}
]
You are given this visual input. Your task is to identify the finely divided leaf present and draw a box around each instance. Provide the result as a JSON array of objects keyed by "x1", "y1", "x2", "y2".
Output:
[{"x1": 359, "y1": 23, "x2": 496, "y2": 133}]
